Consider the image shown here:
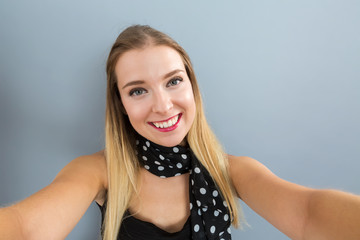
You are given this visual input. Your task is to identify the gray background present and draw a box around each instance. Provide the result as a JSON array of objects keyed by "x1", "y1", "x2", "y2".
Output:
[{"x1": 1, "y1": 0, "x2": 359, "y2": 239}]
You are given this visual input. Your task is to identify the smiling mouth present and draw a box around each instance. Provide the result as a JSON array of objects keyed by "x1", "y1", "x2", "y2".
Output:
[{"x1": 149, "y1": 114, "x2": 182, "y2": 130}]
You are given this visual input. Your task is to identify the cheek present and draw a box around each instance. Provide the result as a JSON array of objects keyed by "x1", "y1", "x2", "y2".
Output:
[
  {"x1": 180, "y1": 89, "x2": 196, "y2": 118},
  {"x1": 189, "y1": 97, "x2": 196, "y2": 120},
  {"x1": 122, "y1": 100, "x2": 149, "y2": 125}
]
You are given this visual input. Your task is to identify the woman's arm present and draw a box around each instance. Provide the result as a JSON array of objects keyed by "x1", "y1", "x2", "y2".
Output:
[
  {"x1": 303, "y1": 189, "x2": 360, "y2": 240},
  {"x1": 0, "y1": 207, "x2": 24, "y2": 239},
  {"x1": 229, "y1": 155, "x2": 360, "y2": 240},
  {"x1": 0, "y1": 151, "x2": 107, "y2": 240}
]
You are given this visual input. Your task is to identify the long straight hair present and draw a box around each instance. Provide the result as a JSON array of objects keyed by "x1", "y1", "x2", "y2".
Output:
[{"x1": 104, "y1": 25, "x2": 243, "y2": 240}]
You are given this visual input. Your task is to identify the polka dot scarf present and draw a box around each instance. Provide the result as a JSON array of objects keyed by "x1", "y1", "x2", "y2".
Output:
[{"x1": 136, "y1": 135, "x2": 232, "y2": 240}]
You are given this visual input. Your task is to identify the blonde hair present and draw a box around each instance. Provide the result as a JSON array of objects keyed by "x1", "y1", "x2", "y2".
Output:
[{"x1": 104, "y1": 25, "x2": 242, "y2": 239}]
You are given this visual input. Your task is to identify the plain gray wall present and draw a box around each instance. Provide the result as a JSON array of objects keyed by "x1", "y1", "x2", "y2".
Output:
[{"x1": 1, "y1": 0, "x2": 359, "y2": 239}]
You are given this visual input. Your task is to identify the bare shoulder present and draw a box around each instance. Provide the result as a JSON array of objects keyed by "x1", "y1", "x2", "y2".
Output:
[
  {"x1": 227, "y1": 154, "x2": 262, "y2": 168},
  {"x1": 227, "y1": 154, "x2": 311, "y2": 239},
  {"x1": 227, "y1": 154, "x2": 258, "y2": 167},
  {"x1": 4, "y1": 151, "x2": 108, "y2": 239},
  {"x1": 54, "y1": 150, "x2": 108, "y2": 204},
  {"x1": 227, "y1": 154, "x2": 307, "y2": 197},
  {"x1": 55, "y1": 150, "x2": 107, "y2": 184},
  {"x1": 227, "y1": 155, "x2": 269, "y2": 182},
  {"x1": 227, "y1": 155, "x2": 268, "y2": 195}
]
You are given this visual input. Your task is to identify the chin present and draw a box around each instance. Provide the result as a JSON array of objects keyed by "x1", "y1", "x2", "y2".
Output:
[{"x1": 151, "y1": 134, "x2": 187, "y2": 147}]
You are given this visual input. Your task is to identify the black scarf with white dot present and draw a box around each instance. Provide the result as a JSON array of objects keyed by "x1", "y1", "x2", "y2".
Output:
[{"x1": 136, "y1": 135, "x2": 232, "y2": 240}]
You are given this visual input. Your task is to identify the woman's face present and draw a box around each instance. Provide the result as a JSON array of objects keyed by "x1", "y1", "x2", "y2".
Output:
[{"x1": 115, "y1": 45, "x2": 196, "y2": 147}]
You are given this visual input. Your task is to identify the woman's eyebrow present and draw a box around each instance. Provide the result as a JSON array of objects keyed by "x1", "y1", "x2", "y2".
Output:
[
  {"x1": 122, "y1": 80, "x2": 144, "y2": 89},
  {"x1": 162, "y1": 69, "x2": 184, "y2": 79},
  {"x1": 122, "y1": 69, "x2": 184, "y2": 90}
]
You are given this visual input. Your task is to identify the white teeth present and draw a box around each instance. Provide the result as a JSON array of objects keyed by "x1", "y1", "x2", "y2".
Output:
[{"x1": 152, "y1": 115, "x2": 179, "y2": 129}]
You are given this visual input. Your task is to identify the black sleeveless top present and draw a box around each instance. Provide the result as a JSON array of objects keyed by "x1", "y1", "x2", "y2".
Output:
[{"x1": 97, "y1": 203, "x2": 192, "y2": 240}]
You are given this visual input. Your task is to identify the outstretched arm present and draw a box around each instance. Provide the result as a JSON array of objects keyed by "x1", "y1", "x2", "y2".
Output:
[
  {"x1": 229, "y1": 155, "x2": 360, "y2": 240},
  {"x1": 0, "y1": 207, "x2": 24, "y2": 239},
  {"x1": 0, "y1": 151, "x2": 107, "y2": 240},
  {"x1": 303, "y1": 189, "x2": 360, "y2": 240}
]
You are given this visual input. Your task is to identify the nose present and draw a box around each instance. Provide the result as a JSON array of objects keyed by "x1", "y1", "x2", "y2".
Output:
[{"x1": 152, "y1": 90, "x2": 173, "y2": 114}]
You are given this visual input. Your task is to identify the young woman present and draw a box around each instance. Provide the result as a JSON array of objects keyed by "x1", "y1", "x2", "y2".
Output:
[{"x1": 1, "y1": 25, "x2": 359, "y2": 240}]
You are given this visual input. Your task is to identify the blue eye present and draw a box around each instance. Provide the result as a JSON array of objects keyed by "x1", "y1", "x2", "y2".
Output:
[
  {"x1": 167, "y1": 77, "x2": 183, "y2": 87},
  {"x1": 129, "y1": 88, "x2": 146, "y2": 96}
]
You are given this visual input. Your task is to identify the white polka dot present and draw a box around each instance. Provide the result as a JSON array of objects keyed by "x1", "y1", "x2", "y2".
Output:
[
  {"x1": 205, "y1": 180, "x2": 208, "y2": 185},
  {"x1": 227, "y1": 227, "x2": 231, "y2": 234},
  {"x1": 194, "y1": 224, "x2": 200, "y2": 232},
  {"x1": 160, "y1": 176, "x2": 166, "y2": 178},
  {"x1": 145, "y1": 141, "x2": 150, "y2": 147},
  {"x1": 202, "y1": 207, "x2": 207, "y2": 212},
  {"x1": 224, "y1": 214, "x2": 229, "y2": 221},
  {"x1": 191, "y1": 179, "x2": 194, "y2": 185},
  {"x1": 214, "y1": 210, "x2": 219, "y2": 217},
  {"x1": 159, "y1": 154, "x2": 165, "y2": 160},
  {"x1": 223, "y1": 201, "x2": 228, "y2": 207},
  {"x1": 143, "y1": 146, "x2": 147, "y2": 151},
  {"x1": 144, "y1": 165, "x2": 150, "y2": 170},
  {"x1": 175, "y1": 173, "x2": 181, "y2": 176},
  {"x1": 176, "y1": 163, "x2": 182, "y2": 168},
  {"x1": 200, "y1": 188, "x2": 206, "y2": 194},
  {"x1": 158, "y1": 166, "x2": 164, "y2": 171},
  {"x1": 213, "y1": 199, "x2": 216, "y2": 206},
  {"x1": 213, "y1": 190, "x2": 218, "y2": 197},
  {"x1": 181, "y1": 154, "x2": 187, "y2": 159},
  {"x1": 173, "y1": 147, "x2": 179, "y2": 153},
  {"x1": 219, "y1": 231, "x2": 224, "y2": 236},
  {"x1": 136, "y1": 140, "x2": 139, "y2": 145},
  {"x1": 169, "y1": 165, "x2": 173, "y2": 168},
  {"x1": 194, "y1": 167, "x2": 200, "y2": 173},
  {"x1": 190, "y1": 203, "x2": 193, "y2": 210},
  {"x1": 155, "y1": 161, "x2": 160, "y2": 165},
  {"x1": 142, "y1": 156, "x2": 147, "y2": 161},
  {"x1": 196, "y1": 200, "x2": 201, "y2": 207},
  {"x1": 210, "y1": 226, "x2": 216, "y2": 234},
  {"x1": 198, "y1": 209, "x2": 202, "y2": 215}
]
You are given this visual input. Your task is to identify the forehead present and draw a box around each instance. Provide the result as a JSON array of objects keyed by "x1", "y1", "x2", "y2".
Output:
[{"x1": 115, "y1": 45, "x2": 185, "y2": 84}]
